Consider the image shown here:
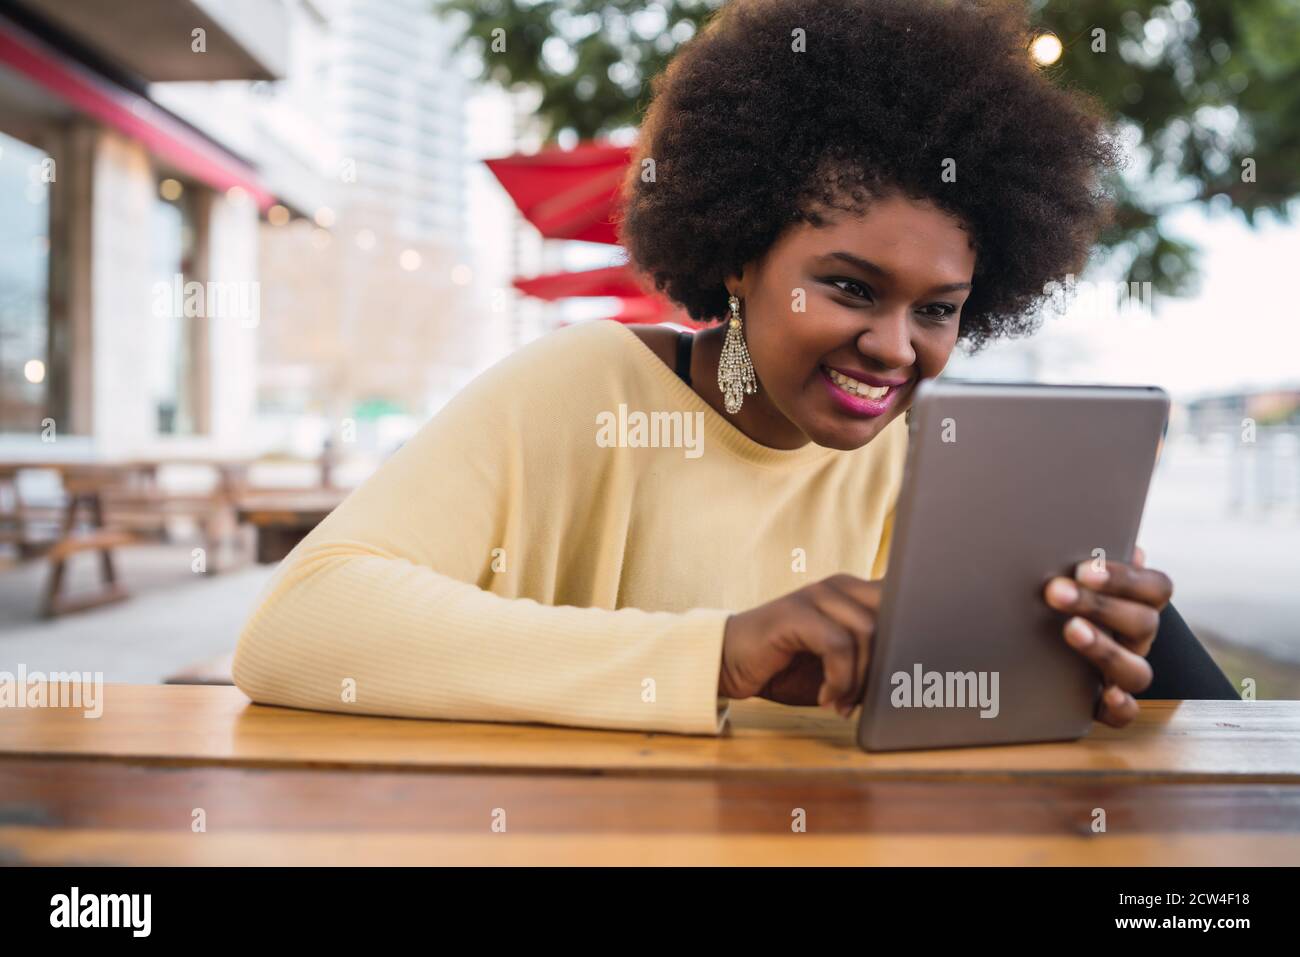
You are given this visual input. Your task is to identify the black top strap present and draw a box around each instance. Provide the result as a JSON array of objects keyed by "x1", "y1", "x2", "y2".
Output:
[{"x1": 674, "y1": 330, "x2": 694, "y2": 386}]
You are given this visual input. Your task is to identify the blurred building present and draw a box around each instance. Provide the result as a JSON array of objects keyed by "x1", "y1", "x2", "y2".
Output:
[
  {"x1": 1, "y1": 0, "x2": 654, "y2": 468},
  {"x1": 330, "y1": 0, "x2": 468, "y2": 245},
  {"x1": 257, "y1": 0, "x2": 479, "y2": 434},
  {"x1": 1, "y1": 0, "x2": 497, "y2": 468},
  {"x1": 1184, "y1": 388, "x2": 1300, "y2": 440},
  {"x1": 160, "y1": 0, "x2": 485, "y2": 453},
  {"x1": 0, "y1": 0, "x2": 293, "y2": 459}
]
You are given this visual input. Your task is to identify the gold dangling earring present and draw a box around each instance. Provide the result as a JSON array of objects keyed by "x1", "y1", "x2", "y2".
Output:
[{"x1": 718, "y1": 294, "x2": 758, "y2": 414}]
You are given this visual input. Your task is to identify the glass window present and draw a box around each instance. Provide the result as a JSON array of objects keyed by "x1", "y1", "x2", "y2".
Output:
[
  {"x1": 0, "y1": 130, "x2": 52, "y2": 434},
  {"x1": 150, "y1": 180, "x2": 200, "y2": 435}
]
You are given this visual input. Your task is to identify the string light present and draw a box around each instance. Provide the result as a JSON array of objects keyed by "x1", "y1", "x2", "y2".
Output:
[{"x1": 1031, "y1": 32, "x2": 1063, "y2": 65}]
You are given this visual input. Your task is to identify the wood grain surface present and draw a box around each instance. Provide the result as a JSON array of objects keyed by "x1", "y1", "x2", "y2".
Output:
[
  {"x1": 0, "y1": 684, "x2": 1296, "y2": 782},
  {"x1": 3, "y1": 684, "x2": 1298, "y2": 865},
  {"x1": 2, "y1": 758, "x2": 1298, "y2": 865}
]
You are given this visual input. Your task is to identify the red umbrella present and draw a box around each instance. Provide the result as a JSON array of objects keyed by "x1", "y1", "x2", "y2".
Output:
[{"x1": 484, "y1": 143, "x2": 630, "y2": 245}]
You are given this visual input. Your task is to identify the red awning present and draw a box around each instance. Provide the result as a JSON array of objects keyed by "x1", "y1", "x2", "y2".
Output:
[
  {"x1": 512, "y1": 265, "x2": 649, "y2": 301},
  {"x1": 484, "y1": 142, "x2": 630, "y2": 245},
  {"x1": 512, "y1": 264, "x2": 701, "y2": 326},
  {"x1": 607, "y1": 296, "x2": 683, "y2": 324},
  {"x1": 0, "y1": 15, "x2": 278, "y2": 211},
  {"x1": 489, "y1": 142, "x2": 706, "y2": 327}
]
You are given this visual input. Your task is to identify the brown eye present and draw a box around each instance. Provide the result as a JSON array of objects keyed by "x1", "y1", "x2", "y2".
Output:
[
  {"x1": 918, "y1": 303, "x2": 957, "y2": 320},
  {"x1": 828, "y1": 278, "x2": 872, "y2": 300}
]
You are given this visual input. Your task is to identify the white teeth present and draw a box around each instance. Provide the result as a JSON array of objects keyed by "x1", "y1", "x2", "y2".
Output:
[{"x1": 827, "y1": 367, "x2": 890, "y2": 400}]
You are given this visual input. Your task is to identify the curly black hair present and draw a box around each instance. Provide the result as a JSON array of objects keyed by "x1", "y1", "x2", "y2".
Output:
[{"x1": 618, "y1": 0, "x2": 1121, "y2": 350}]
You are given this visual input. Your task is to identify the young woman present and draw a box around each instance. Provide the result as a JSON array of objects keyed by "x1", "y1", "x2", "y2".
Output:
[{"x1": 233, "y1": 0, "x2": 1236, "y2": 735}]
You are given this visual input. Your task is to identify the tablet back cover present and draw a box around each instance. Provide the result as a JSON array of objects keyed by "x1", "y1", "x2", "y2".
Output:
[{"x1": 859, "y1": 380, "x2": 1169, "y2": 751}]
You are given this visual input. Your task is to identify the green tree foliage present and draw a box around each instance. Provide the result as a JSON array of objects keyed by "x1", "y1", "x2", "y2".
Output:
[{"x1": 439, "y1": 0, "x2": 1300, "y2": 295}]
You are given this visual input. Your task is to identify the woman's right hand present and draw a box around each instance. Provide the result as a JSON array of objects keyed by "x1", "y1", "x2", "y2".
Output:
[{"x1": 720, "y1": 575, "x2": 882, "y2": 718}]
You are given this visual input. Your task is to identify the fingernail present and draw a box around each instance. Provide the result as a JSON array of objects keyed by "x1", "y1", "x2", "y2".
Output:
[
  {"x1": 1065, "y1": 617, "x2": 1094, "y2": 648},
  {"x1": 1107, "y1": 686, "x2": 1128, "y2": 708},
  {"x1": 1047, "y1": 578, "x2": 1079, "y2": 607},
  {"x1": 1075, "y1": 561, "x2": 1108, "y2": 587}
]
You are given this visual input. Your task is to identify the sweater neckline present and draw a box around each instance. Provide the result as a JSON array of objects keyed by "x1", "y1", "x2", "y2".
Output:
[{"x1": 607, "y1": 321, "x2": 839, "y2": 470}]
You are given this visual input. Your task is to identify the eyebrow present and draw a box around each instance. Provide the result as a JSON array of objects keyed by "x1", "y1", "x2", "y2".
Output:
[{"x1": 816, "y1": 251, "x2": 972, "y2": 294}]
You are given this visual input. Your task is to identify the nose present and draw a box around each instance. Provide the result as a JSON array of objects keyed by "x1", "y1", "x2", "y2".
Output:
[{"x1": 856, "y1": 307, "x2": 916, "y2": 373}]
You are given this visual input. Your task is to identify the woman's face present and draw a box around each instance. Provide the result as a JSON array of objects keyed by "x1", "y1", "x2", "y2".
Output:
[{"x1": 732, "y1": 194, "x2": 976, "y2": 451}]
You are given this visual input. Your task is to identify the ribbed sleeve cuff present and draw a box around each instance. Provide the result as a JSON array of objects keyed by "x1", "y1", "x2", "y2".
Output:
[{"x1": 640, "y1": 607, "x2": 732, "y2": 735}]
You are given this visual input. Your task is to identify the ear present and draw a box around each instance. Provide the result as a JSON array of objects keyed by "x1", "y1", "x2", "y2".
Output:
[{"x1": 724, "y1": 267, "x2": 748, "y2": 301}]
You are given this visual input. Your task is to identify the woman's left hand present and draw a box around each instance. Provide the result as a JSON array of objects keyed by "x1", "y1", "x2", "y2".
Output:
[{"x1": 1043, "y1": 546, "x2": 1174, "y2": 728}]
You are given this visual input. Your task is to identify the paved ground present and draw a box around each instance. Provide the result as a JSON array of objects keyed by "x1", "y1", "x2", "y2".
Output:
[
  {"x1": 0, "y1": 542, "x2": 273, "y2": 684},
  {"x1": 1138, "y1": 437, "x2": 1300, "y2": 697}
]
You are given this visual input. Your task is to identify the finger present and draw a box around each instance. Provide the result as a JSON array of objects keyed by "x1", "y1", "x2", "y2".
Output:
[
  {"x1": 1071, "y1": 560, "x2": 1173, "y2": 610},
  {"x1": 757, "y1": 652, "x2": 826, "y2": 705},
  {"x1": 813, "y1": 579, "x2": 877, "y2": 714},
  {"x1": 1062, "y1": 616, "x2": 1154, "y2": 693},
  {"x1": 1095, "y1": 684, "x2": 1140, "y2": 728},
  {"x1": 820, "y1": 574, "x2": 884, "y2": 612},
  {"x1": 788, "y1": 606, "x2": 859, "y2": 711},
  {"x1": 1045, "y1": 577, "x2": 1162, "y2": 656},
  {"x1": 1132, "y1": 545, "x2": 1146, "y2": 568}
]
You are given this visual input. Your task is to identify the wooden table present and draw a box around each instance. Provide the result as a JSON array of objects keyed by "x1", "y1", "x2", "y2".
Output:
[
  {"x1": 0, "y1": 457, "x2": 256, "y2": 611},
  {"x1": 110, "y1": 457, "x2": 260, "y2": 576},
  {"x1": 1, "y1": 684, "x2": 1298, "y2": 865},
  {"x1": 0, "y1": 462, "x2": 138, "y2": 615},
  {"x1": 235, "y1": 490, "x2": 346, "y2": 563}
]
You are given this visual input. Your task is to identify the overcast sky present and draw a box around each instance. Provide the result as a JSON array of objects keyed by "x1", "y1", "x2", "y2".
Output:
[{"x1": 956, "y1": 204, "x2": 1300, "y2": 400}]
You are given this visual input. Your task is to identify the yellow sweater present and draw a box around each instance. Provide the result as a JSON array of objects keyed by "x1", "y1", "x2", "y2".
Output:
[{"x1": 232, "y1": 320, "x2": 909, "y2": 734}]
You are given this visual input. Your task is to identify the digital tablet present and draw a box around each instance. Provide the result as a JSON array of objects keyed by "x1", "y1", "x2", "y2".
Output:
[{"x1": 857, "y1": 380, "x2": 1170, "y2": 751}]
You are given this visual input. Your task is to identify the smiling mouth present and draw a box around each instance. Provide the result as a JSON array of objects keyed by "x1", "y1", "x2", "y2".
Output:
[
  {"x1": 824, "y1": 367, "x2": 894, "y2": 399},
  {"x1": 819, "y1": 365, "x2": 910, "y2": 418}
]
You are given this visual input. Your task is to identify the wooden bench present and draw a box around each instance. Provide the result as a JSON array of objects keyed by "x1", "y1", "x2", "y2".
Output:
[
  {"x1": 0, "y1": 463, "x2": 70, "y2": 559},
  {"x1": 236, "y1": 490, "x2": 346, "y2": 563},
  {"x1": 163, "y1": 652, "x2": 235, "y2": 686},
  {"x1": 42, "y1": 469, "x2": 137, "y2": 618},
  {"x1": 42, "y1": 530, "x2": 135, "y2": 617},
  {"x1": 4, "y1": 455, "x2": 336, "y2": 613},
  {"x1": 105, "y1": 459, "x2": 253, "y2": 574}
]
